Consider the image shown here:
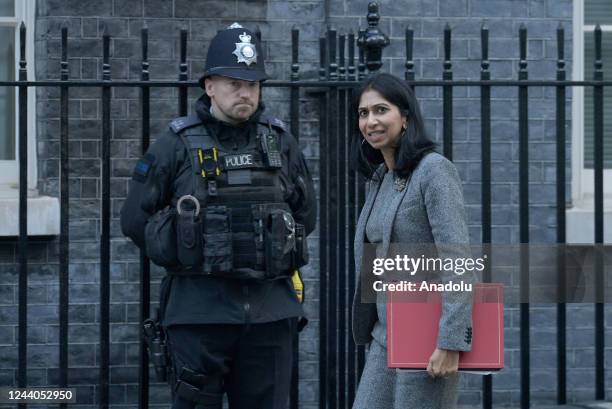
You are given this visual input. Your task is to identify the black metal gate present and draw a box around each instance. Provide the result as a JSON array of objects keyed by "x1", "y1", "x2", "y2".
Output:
[{"x1": 4, "y1": 2, "x2": 610, "y2": 409}]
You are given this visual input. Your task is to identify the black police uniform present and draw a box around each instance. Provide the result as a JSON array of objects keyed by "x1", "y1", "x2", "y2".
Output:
[{"x1": 121, "y1": 25, "x2": 316, "y2": 409}]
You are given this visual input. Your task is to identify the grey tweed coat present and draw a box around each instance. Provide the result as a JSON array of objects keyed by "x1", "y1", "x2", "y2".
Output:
[{"x1": 351, "y1": 152, "x2": 474, "y2": 409}]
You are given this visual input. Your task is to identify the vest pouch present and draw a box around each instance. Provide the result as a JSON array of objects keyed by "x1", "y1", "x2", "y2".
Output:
[
  {"x1": 176, "y1": 214, "x2": 203, "y2": 269},
  {"x1": 144, "y1": 206, "x2": 179, "y2": 267},
  {"x1": 294, "y1": 223, "x2": 309, "y2": 268},
  {"x1": 263, "y1": 209, "x2": 296, "y2": 279},
  {"x1": 203, "y1": 205, "x2": 233, "y2": 274}
]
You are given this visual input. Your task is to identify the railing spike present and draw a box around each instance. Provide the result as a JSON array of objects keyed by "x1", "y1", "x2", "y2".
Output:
[
  {"x1": 19, "y1": 22, "x2": 26, "y2": 72},
  {"x1": 557, "y1": 23, "x2": 564, "y2": 63},
  {"x1": 444, "y1": 23, "x2": 452, "y2": 66},
  {"x1": 481, "y1": 23, "x2": 489, "y2": 69}
]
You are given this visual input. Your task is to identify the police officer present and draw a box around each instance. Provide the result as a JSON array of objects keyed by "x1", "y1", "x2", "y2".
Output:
[{"x1": 121, "y1": 23, "x2": 316, "y2": 409}]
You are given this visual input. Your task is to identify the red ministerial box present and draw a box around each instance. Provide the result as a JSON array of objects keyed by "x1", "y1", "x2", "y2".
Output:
[{"x1": 387, "y1": 283, "x2": 504, "y2": 371}]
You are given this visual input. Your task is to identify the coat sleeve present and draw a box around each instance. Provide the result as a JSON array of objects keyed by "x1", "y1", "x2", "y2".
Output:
[
  {"x1": 420, "y1": 155, "x2": 475, "y2": 352},
  {"x1": 283, "y1": 132, "x2": 317, "y2": 236},
  {"x1": 120, "y1": 131, "x2": 181, "y2": 249}
]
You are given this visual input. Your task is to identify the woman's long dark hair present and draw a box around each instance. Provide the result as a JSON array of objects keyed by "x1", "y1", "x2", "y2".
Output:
[{"x1": 350, "y1": 73, "x2": 436, "y2": 180}]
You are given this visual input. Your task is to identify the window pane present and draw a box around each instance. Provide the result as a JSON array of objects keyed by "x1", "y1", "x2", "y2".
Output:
[
  {"x1": 0, "y1": 0, "x2": 13, "y2": 16},
  {"x1": 0, "y1": 26, "x2": 15, "y2": 161},
  {"x1": 586, "y1": 0, "x2": 612, "y2": 25},
  {"x1": 584, "y1": 30, "x2": 612, "y2": 168}
]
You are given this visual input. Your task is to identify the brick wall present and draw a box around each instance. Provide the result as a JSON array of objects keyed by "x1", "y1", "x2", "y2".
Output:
[{"x1": 0, "y1": 0, "x2": 610, "y2": 408}]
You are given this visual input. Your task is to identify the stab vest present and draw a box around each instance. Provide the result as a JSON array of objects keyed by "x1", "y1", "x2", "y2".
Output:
[{"x1": 169, "y1": 114, "x2": 294, "y2": 280}]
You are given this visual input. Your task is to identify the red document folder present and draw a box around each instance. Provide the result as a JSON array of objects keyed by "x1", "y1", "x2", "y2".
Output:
[{"x1": 387, "y1": 283, "x2": 504, "y2": 371}]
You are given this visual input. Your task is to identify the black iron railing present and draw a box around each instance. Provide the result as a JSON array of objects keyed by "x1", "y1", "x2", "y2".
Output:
[
  {"x1": 313, "y1": 14, "x2": 609, "y2": 409},
  {"x1": 4, "y1": 3, "x2": 609, "y2": 409}
]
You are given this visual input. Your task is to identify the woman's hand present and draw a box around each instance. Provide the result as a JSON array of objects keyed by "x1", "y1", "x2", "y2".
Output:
[{"x1": 426, "y1": 348, "x2": 460, "y2": 379}]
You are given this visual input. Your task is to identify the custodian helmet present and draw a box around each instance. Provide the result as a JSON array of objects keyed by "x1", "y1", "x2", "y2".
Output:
[{"x1": 199, "y1": 23, "x2": 268, "y2": 86}]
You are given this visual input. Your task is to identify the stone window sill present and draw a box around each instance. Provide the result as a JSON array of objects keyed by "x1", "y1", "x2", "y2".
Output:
[
  {"x1": 566, "y1": 205, "x2": 612, "y2": 244},
  {"x1": 0, "y1": 187, "x2": 60, "y2": 237}
]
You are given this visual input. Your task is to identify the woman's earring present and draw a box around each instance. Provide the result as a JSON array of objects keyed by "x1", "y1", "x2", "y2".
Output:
[{"x1": 399, "y1": 123, "x2": 407, "y2": 140}]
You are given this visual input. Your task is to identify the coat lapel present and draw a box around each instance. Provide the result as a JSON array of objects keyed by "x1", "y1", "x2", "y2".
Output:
[
  {"x1": 354, "y1": 177, "x2": 381, "y2": 273},
  {"x1": 379, "y1": 175, "x2": 411, "y2": 258}
]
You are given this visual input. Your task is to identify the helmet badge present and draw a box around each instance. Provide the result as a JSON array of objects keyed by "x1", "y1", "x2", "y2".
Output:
[{"x1": 232, "y1": 32, "x2": 258, "y2": 66}]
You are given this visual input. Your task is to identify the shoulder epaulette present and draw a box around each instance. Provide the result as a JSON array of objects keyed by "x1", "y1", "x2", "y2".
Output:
[
  {"x1": 258, "y1": 116, "x2": 287, "y2": 133},
  {"x1": 169, "y1": 115, "x2": 203, "y2": 134}
]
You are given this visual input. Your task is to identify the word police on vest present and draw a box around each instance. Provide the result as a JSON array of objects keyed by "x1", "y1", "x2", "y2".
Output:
[{"x1": 224, "y1": 153, "x2": 254, "y2": 169}]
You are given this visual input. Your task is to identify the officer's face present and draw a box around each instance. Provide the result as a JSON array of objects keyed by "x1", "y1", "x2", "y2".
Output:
[{"x1": 205, "y1": 76, "x2": 260, "y2": 124}]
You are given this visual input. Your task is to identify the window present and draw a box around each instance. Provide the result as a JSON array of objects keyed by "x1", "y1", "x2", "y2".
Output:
[
  {"x1": 0, "y1": 25, "x2": 15, "y2": 161},
  {"x1": 571, "y1": 0, "x2": 612, "y2": 207},
  {"x1": 0, "y1": 0, "x2": 58, "y2": 237},
  {"x1": 0, "y1": 0, "x2": 36, "y2": 190},
  {"x1": 569, "y1": 0, "x2": 612, "y2": 243}
]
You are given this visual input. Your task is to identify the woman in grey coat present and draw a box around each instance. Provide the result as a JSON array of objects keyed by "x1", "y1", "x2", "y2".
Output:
[{"x1": 351, "y1": 73, "x2": 474, "y2": 409}]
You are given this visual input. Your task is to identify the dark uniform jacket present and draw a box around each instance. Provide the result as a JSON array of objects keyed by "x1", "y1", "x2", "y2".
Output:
[{"x1": 121, "y1": 94, "x2": 316, "y2": 326}]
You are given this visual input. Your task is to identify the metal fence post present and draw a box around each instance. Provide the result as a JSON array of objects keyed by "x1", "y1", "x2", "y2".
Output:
[
  {"x1": 179, "y1": 28, "x2": 188, "y2": 116},
  {"x1": 592, "y1": 24, "x2": 606, "y2": 401},
  {"x1": 405, "y1": 27, "x2": 414, "y2": 88},
  {"x1": 318, "y1": 32, "x2": 329, "y2": 409},
  {"x1": 555, "y1": 22, "x2": 567, "y2": 406},
  {"x1": 348, "y1": 32, "x2": 356, "y2": 82},
  {"x1": 17, "y1": 21, "x2": 28, "y2": 409},
  {"x1": 99, "y1": 29, "x2": 112, "y2": 409},
  {"x1": 337, "y1": 31, "x2": 347, "y2": 409},
  {"x1": 357, "y1": 29, "x2": 366, "y2": 81},
  {"x1": 327, "y1": 27, "x2": 338, "y2": 409},
  {"x1": 138, "y1": 24, "x2": 151, "y2": 409},
  {"x1": 59, "y1": 24, "x2": 70, "y2": 409},
  {"x1": 346, "y1": 32, "x2": 358, "y2": 406},
  {"x1": 518, "y1": 23, "x2": 531, "y2": 409},
  {"x1": 442, "y1": 24, "x2": 453, "y2": 160},
  {"x1": 480, "y1": 22, "x2": 493, "y2": 409},
  {"x1": 290, "y1": 27, "x2": 300, "y2": 138},
  {"x1": 290, "y1": 26, "x2": 301, "y2": 409}
]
